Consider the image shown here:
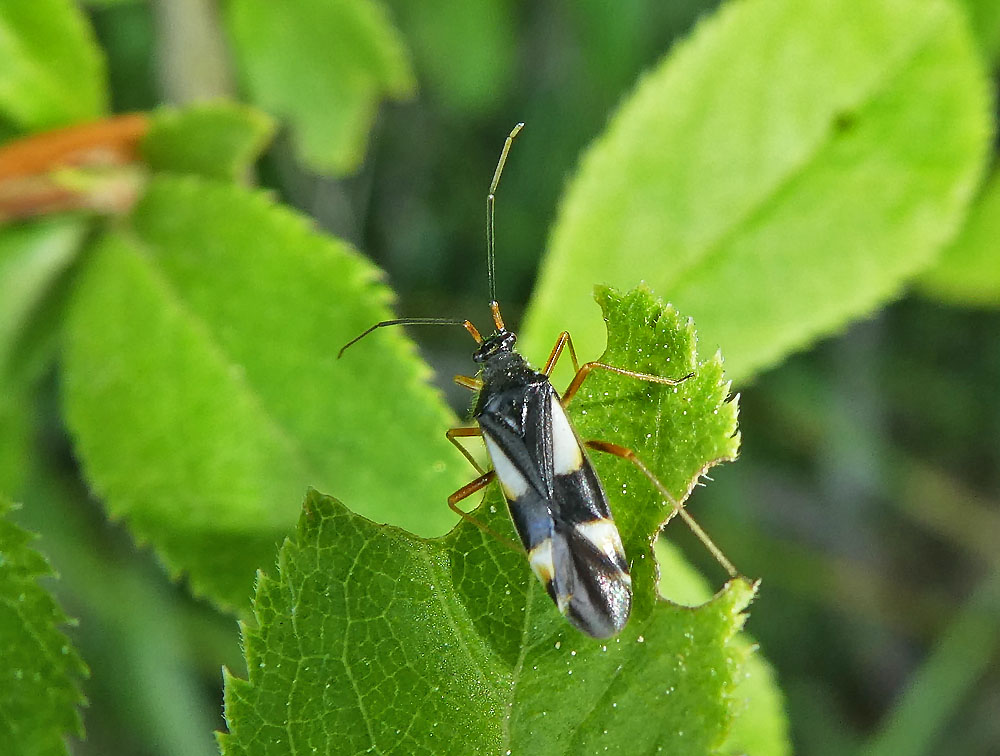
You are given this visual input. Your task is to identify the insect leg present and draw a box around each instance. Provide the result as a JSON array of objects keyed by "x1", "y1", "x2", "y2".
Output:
[
  {"x1": 584, "y1": 440, "x2": 739, "y2": 578},
  {"x1": 446, "y1": 426, "x2": 486, "y2": 474},
  {"x1": 454, "y1": 374, "x2": 483, "y2": 391},
  {"x1": 542, "y1": 331, "x2": 581, "y2": 376},
  {"x1": 562, "y1": 358, "x2": 694, "y2": 406},
  {"x1": 449, "y1": 471, "x2": 522, "y2": 553}
]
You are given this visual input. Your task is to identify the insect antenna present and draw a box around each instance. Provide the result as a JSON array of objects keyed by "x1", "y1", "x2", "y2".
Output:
[
  {"x1": 339, "y1": 123, "x2": 525, "y2": 356},
  {"x1": 338, "y1": 318, "x2": 483, "y2": 358},
  {"x1": 486, "y1": 122, "x2": 524, "y2": 331}
]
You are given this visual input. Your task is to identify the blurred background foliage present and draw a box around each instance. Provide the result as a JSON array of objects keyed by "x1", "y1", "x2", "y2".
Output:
[{"x1": 1, "y1": 0, "x2": 999, "y2": 754}]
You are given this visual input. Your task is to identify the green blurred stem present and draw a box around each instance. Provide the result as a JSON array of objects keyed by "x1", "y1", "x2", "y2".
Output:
[
  {"x1": 152, "y1": 0, "x2": 236, "y2": 103},
  {"x1": 892, "y1": 455, "x2": 1000, "y2": 566},
  {"x1": 862, "y1": 568, "x2": 1000, "y2": 756},
  {"x1": 710, "y1": 517, "x2": 954, "y2": 638}
]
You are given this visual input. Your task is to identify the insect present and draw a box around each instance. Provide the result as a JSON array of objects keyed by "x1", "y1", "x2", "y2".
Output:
[{"x1": 340, "y1": 123, "x2": 737, "y2": 638}]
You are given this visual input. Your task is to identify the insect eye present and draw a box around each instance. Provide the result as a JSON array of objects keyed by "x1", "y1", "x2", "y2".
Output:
[{"x1": 472, "y1": 343, "x2": 492, "y2": 363}]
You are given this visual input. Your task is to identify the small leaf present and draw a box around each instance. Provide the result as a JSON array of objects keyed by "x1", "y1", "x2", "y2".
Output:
[
  {"x1": 0, "y1": 0, "x2": 107, "y2": 132},
  {"x1": 220, "y1": 287, "x2": 759, "y2": 755},
  {"x1": 522, "y1": 0, "x2": 991, "y2": 384},
  {"x1": 224, "y1": 0, "x2": 415, "y2": 174},
  {"x1": 0, "y1": 500, "x2": 88, "y2": 755},
  {"x1": 918, "y1": 166, "x2": 1000, "y2": 307},
  {"x1": 62, "y1": 175, "x2": 465, "y2": 611},
  {"x1": 141, "y1": 102, "x2": 275, "y2": 181}
]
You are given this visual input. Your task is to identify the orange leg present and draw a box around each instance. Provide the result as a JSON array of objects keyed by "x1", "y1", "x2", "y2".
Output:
[
  {"x1": 542, "y1": 331, "x2": 581, "y2": 376},
  {"x1": 563, "y1": 361, "x2": 693, "y2": 406},
  {"x1": 446, "y1": 426, "x2": 486, "y2": 474},
  {"x1": 454, "y1": 374, "x2": 483, "y2": 391},
  {"x1": 585, "y1": 440, "x2": 739, "y2": 578},
  {"x1": 448, "y1": 471, "x2": 522, "y2": 553},
  {"x1": 540, "y1": 330, "x2": 693, "y2": 406}
]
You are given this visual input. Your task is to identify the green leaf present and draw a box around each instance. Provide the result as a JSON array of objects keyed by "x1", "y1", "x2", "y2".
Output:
[
  {"x1": 918, "y1": 165, "x2": 1000, "y2": 307},
  {"x1": 220, "y1": 287, "x2": 760, "y2": 755},
  {"x1": 522, "y1": 0, "x2": 991, "y2": 385},
  {"x1": 657, "y1": 539, "x2": 790, "y2": 756},
  {"x1": 0, "y1": 500, "x2": 87, "y2": 755},
  {"x1": 62, "y1": 175, "x2": 465, "y2": 611},
  {"x1": 141, "y1": 102, "x2": 275, "y2": 181},
  {"x1": 957, "y1": 0, "x2": 1000, "y2": 63},
  {"x1": 386, "y1": 0, "x2": 515, "y2": 114},
  {"x1": 0, "y1": 0, "x2": 107, "y2": 132},
  {"x1": 0, "y1": 218, "x2": 88, "y2": 381},
  {"x1": 225, "y1": 0, "x2": 415, "y2": 174}
]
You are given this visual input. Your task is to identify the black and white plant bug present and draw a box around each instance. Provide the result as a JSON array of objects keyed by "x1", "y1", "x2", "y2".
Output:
[{"x1": 340, "y1": 124, "x2": 738, "y2": 638}]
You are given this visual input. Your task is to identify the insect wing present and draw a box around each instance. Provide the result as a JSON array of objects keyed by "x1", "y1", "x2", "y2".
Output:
[
  {"x1": 554, "y1": 521, "x2": 631, "y2": 638},
  {"x1": 479, "y1": 381, "x2": 632, "y2": 637}
]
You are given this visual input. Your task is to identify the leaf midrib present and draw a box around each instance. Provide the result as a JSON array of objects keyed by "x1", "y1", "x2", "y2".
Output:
[
  {"x1": 661, "y1": 5, "x2": 945, "y2": 296},
  {"x1": 120, "y1": 227, "x2": 328, "y2": 490}
]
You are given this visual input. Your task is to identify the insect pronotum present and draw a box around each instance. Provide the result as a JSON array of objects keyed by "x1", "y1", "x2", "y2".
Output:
[{"x1": 340, "y1": 123, "x2": 738, "y2": 638}]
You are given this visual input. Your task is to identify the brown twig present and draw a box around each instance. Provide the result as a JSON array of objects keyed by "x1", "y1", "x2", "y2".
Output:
[{"x1": 0, "y1": 113, "x2": 150, "y2": 221}]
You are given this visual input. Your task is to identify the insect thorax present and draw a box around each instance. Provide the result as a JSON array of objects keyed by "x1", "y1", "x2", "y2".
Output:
[{"x1": 473, "y1": 350, "x2": 544, "y2": 416}]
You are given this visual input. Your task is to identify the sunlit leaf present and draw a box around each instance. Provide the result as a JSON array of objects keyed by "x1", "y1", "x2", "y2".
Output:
[
  {"x1": 63, "y1": 175, "x2": 464, "y2": 611},
  {"x1": 522, "y1": 0, "x2": 991, "y2": 384},
  {"x1": 220, "y1": 287, "x2": 761, "y2": 755}
]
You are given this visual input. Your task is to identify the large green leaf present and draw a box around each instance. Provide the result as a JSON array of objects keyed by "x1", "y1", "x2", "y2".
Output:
[
  {"x1": 220, "y1": 287, "x2": 763, "y2": 755},
  {"x1": 0, "y1": 500, "x2": 87, "y2": 755},
  {"x1": 62, "y1": 175, "x2": 465, "y2": 611},
  {"x1": 522, "y1": 0, "x2": 991, "y2": 385},
  {"x1": 141, "y1": 102, "x2": 275, "y2": 181},
  {"x1": 0, "y1": 0, "x2": 106, "y2": 132},
  {"x1": 225, "y1": 0, "x2": 415, "y2": 174},
  {"x1": 919, "y1": 165, "x2": 1000, "y2": 307}
]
